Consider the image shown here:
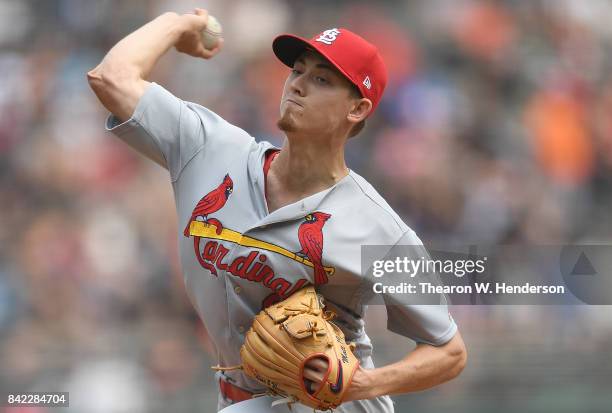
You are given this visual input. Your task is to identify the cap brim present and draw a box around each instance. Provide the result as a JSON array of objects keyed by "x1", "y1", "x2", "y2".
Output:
[{"x1": 272, "y1": 34, "x2": 313, "y2": 68}]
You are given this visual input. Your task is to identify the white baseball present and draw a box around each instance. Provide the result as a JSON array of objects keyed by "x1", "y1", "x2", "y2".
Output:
[{"x1": 202, "y1": 15, "x2": 222, "y2": 50}]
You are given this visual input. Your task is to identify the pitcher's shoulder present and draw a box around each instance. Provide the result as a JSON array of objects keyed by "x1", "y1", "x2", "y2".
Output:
[{"x1": 333, "y1": 171, "x2": 413, "y2": 241}]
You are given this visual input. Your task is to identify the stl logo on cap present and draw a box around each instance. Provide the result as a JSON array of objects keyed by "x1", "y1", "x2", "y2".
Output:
[{"x1": 315, "y1": 28, "x2": 341, "y2": 45}]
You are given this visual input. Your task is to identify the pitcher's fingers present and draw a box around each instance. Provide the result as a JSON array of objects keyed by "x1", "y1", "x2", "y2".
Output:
[
  {"x1": 201, "y1": 38, "x2": 223, "y2": 59},
  {"x1": 194, "y1": 8, "x2": 208, "y2": 18},
  {"x1": 302, "y1": 366, "x2": 325, "y2": 382},
  {"x1": 305, "y1": 357, "x2": 329, "y2": 371}
]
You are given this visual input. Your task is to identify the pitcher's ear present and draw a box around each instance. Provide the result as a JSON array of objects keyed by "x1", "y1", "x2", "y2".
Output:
[{"x1": 347, "y1": 98, "x2": 372, "y2": 125}]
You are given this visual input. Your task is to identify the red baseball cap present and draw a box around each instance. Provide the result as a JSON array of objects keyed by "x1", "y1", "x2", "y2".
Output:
[{"x1": 272, "y1": 28, "x2": 388, "y2": 114}]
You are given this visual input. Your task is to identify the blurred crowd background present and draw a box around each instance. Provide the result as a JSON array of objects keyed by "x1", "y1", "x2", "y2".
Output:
[{"x1": 1, "y1": 0, "x2": 612, "y2": 412}]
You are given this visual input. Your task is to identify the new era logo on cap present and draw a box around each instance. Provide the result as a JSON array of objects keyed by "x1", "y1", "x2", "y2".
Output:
[
  {"x1": 272, "y1": 27, "x2": 388, "y2": 114},
  {"x1": 363, "y1": 76, "x2": 371, "y2": 90}
]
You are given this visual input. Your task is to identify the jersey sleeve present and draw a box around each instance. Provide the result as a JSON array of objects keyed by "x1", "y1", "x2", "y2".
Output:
[
  {"x1": 382, "y1": 231, "x2": 458, "y2": 346},
  {"x1": 105, "y1": 82, "x2": 249, "y2": 181}
]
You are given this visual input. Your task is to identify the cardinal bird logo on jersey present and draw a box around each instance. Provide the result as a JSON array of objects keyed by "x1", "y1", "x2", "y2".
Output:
[
  {"x1": 296, "y1": 211, "x2": 331, "y2": 285},
  {"x1": 183, "y1": 174, "x2": 233, "y2": 237}
]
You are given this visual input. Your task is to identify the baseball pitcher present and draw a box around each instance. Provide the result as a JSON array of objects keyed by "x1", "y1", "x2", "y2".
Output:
[{"x1": 87, "y1": 7, "x2": 466, "y2": 412}]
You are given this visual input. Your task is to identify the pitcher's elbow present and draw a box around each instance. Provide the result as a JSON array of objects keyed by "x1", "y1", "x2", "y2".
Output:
[
  {"x1": 449, "y1": 340, "x2": 467, "y2": 379},
  {"x1": 87, "y1": 63, "x2": 137, "y2": 92},
  {"x1": 87, "y1": 67, "x2": 104, "y2": 90}
]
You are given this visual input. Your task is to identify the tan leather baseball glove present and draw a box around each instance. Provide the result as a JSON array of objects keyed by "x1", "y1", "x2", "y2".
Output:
[{"x1": 240, "y1": 286, "x2": 359, "y2": 411}]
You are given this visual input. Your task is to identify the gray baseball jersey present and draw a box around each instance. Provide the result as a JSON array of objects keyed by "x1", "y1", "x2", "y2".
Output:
[{"x1": 105, "y1": 83, "x2": 457, "y2": 412}]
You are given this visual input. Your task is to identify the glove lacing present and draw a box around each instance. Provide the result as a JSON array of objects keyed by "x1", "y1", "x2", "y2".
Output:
[{"x1": 283, "y1": 296, "x2": 336, "y2": 343}]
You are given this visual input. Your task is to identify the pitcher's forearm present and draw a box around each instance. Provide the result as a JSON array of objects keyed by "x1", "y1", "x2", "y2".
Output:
[
  {"x1": 96, "y1": 12, "x2": 187, "y2": 80},
  {"x1": 345, "y1": 332, "x2": 467, "y2": 401},
  {"x1": 87, "y1": 9, "x2": 217, "y2": 122}
]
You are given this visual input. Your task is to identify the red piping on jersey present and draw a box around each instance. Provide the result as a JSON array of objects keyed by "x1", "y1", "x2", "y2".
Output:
[{"x1": 263, "y1": 149, "x2": 280, "y2": 205}]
